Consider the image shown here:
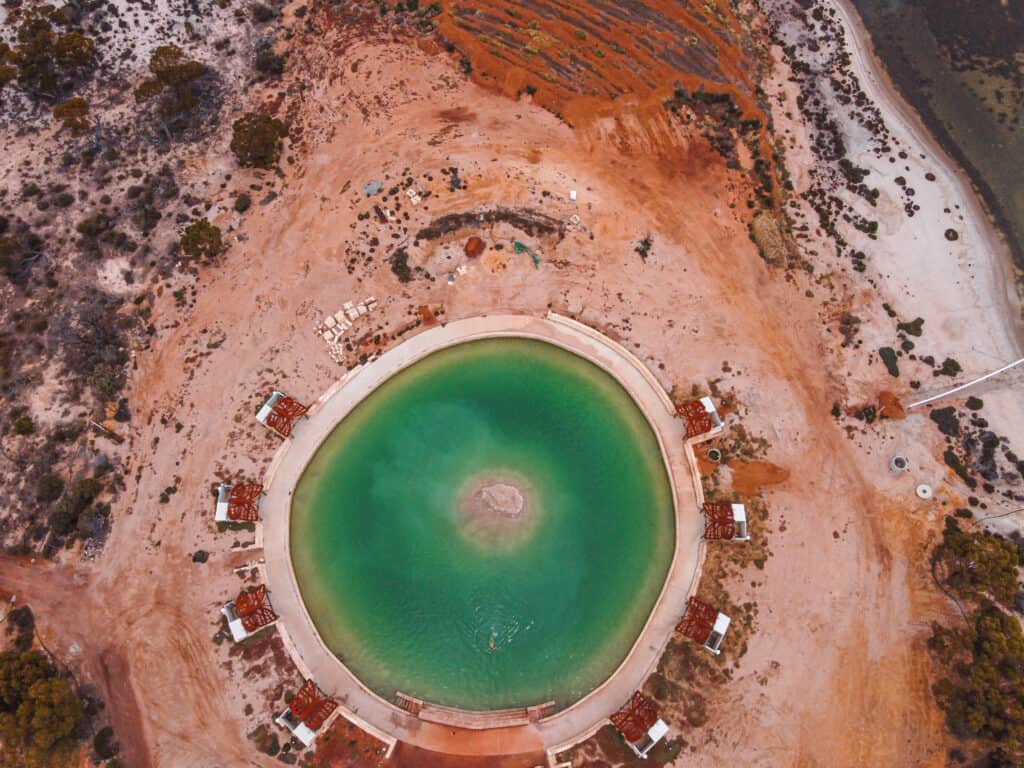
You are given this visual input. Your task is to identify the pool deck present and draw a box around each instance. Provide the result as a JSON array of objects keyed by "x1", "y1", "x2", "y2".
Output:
[{"x1": 260, "y1": 313, "x2": 710, "y2": 757}]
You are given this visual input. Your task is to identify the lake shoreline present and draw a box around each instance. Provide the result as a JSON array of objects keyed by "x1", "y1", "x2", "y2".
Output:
[{"x1": 832, "y1": 0, "x2": 1023, "y2": 348}]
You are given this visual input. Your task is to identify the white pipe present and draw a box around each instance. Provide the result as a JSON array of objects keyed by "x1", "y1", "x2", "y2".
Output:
[{"x1": 908, "y1": 356, "x2": 1024, "y2": 409}]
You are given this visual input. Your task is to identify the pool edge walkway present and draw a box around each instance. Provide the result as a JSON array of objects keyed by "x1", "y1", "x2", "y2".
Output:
[{"x1": 260, "y1": 313, "x2": 705, "y2": 756}]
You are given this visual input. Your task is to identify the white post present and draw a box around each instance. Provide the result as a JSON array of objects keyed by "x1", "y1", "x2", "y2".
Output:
[{"x1": 907, "y1": 356, "x2": 1024, "y2": 409}]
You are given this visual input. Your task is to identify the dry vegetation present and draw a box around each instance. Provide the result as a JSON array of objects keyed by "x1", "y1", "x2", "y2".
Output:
[{"x1": 0, "y1": 0, "x2": 289, "y2": 558}]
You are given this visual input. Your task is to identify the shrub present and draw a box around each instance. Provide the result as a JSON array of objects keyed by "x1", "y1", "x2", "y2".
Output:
[
  {"x1": 932, "y1": 604, "x2": 1024, "y2": 752},
  {"x1": 89, "y1": 362, "x2": 125, "y2": 400},
  {"x1": 389, "y1": 248, "x2": 411, "y2": 282},
  {"x1": 76, "y1": 505, "x2": 106, "y2": 540},
  {"x1": 134, "y1": 45, "x2": 207, "y2": 121},
  {"x1": 897, "y1": 317, "x2": 924, "y2": 337},
  {"x1": 934, "y1": 517, "x2": 1021, "y2": 605},
  {"x1": 0, "y1": 45, "x2": 16, "y2": 88},
  {"x1": 7, "y1": 8, "x2": 95, "y2": 96},
  {"x1": 4, "y1": 606, "x2": 34, "y2": 653},
  {"x1": 234, "y1": 193, "x2": 252, "y2": 213},
  {"x1": 66, "y1": 294, "x2": 130, "y2": 400},
  {"x1": 878, "y1": 347, "x2": 899, "y2": 377},
  {"x1": 75, "y1": 213, "x2": 112, "y2": 239},
  {"x1": 36, "y1": 473, "x2": 64, "y2": 503},
  {"x1": 635, "y1": 235, "x2": 652, "y2": 261},
  {"x1": 230, "y1": 113, "x2": 287, "y2": 169},
  {"x1": 48, "y1": 477, "x2": 102, "y2": 537},
  {"x1": 11, "y1": 415, "x2": 33, "y2": 436},
  {"x1": 180, "y1": 220, "x2": 223, "y2": 260},
  {"x1": 251, "y1": 3, "x2": 277, "y2": 22},
  {"x1": 0, "y1": 223, "x2": 44, "y2": 287},
  {"x1": 255, "y1": 48, "x2": 285, "y2": 76},
  {"x1": 192, "y1": 550, "x2": 209, "y2": 563}
]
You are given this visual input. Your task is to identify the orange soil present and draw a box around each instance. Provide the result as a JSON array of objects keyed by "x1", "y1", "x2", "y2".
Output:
[
  {"x1": 878, "y1": 389, "x2": 907, "y2": 420},
  {"x1": 391, "y1": 743, "x2": 546, "y2": 768},
  {"x1": 726, "y1": 459, "x2": 791, "y2": 495},
  {"x1": 309, "y1": 716, "x2": 390, "y2": 768},
  {"x1": 436, "y1": 0, "x2": 761, "y2": 128}
]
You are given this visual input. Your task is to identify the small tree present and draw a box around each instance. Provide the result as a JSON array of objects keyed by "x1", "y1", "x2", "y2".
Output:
[
  {"x1": 230, "y1": 113, "x2": 287, "y2": 169},
  {"x1": 1, "y1": 677, "x2": 83, "y2": 766},
  {"x1": 389, "y1": 248, "x2": 411, "y2": 283},
  {"x1": 932, "y1": 603, "x2": 1024, "y2": 752},
  {"x1": 180, "y1": 220, "x2": 223, "y2": 260},
  {"x1": 0, "y1": 652, "x2": 83, "y2": 764},
  {"x1": 135, "y1": 45, "x2": 207, "y2": 121},
  {"x1": 0, "y1": 652, "x2": 53, "y2": 712},
  {"x1": 8, "y1": 8, "x2": 95, "y2": 96},
  {"x1": 52, "y1": 96, "x2": 89, "y2": 135},
  {"x1": 0, "y1": 44, "x2": 17, "y2": 88}
]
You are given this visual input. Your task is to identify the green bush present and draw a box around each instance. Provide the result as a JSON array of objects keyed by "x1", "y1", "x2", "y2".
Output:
[
  {"x1": 230, "y1": 112, "x2": 288, "y2": 169},
  {"x1": 234, "y1": 193, "x2": 252, "y2": 213},
  {"x1": 935, "y1": 357, "x2": 962, "y2": 378},
  {"x1": 934, "y1": 517, "x2": 1021, "y2": 605},
  {"x1": 180, "y1": 220, "x2": 223, "y2": 260},
  {"x1": 93, "y1": 725, "x2": 119, "y2": 759}
]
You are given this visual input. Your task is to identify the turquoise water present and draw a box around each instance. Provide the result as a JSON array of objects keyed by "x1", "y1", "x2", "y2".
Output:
[{"x1": 290, "y1": 338, "x2": 674, "y2": 710}]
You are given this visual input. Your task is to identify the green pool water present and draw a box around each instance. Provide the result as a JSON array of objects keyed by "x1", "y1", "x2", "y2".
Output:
[{"x1": 290, "y1": 338, "x2": 675, "y2": 711}]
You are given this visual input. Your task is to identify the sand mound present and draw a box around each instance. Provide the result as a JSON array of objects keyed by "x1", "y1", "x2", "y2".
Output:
[{"x1": 457, "y1": 473, "x2": 537, "y2": 550}]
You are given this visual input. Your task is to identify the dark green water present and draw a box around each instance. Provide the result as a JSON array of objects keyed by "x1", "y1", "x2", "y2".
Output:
[
  {"x1": 849, "y1": 0, "x2": 1024, "y2": 267},
  {"x1": 290, "y1": 338, "x2": 675, "y2": 711}
]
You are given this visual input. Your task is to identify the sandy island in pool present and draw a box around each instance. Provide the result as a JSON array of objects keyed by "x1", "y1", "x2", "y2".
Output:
[{"x1": 457, "y1": 472, "x2": 538, "y2": 550}]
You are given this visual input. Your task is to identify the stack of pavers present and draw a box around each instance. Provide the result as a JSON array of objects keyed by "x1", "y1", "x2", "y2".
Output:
[{"x1": 315, "y1": 296, "x2": 378, "y2": 363}]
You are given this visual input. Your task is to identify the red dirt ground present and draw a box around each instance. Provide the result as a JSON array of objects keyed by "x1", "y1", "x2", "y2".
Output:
[
  {"x1": 308, "y1": 716, "x2": 390, "y2": 768},
  {"x1": 390, "y1": 743, "x2": 547, "y2": 768}
]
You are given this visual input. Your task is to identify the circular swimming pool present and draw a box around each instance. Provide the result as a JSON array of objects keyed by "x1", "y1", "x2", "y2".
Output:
[{"x1": 290, "y1": 337, "x2": 674, "y2": 711}]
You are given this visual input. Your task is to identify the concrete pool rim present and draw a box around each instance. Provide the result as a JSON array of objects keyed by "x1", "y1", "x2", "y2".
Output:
[{"x1": 260, "y1": 312, "x2": 712, "y2": 755}]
